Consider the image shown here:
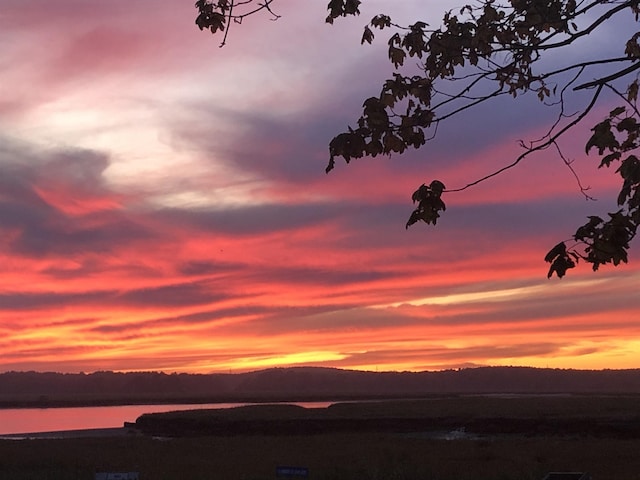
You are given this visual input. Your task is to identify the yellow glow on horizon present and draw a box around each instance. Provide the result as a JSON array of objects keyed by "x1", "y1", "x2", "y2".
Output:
[{"x1": 221, "y1": 351, "x2": 347, "y2": 372}]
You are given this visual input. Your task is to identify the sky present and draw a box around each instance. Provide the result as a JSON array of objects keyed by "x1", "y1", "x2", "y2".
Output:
[{"x1": 1, "y1": 0, "x2": 639, "y2": 374}]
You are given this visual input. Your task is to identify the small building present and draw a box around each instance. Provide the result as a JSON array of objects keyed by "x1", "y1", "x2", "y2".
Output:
[{"x1": 543, "y1": 473, "x2": 591, "y2": 480}]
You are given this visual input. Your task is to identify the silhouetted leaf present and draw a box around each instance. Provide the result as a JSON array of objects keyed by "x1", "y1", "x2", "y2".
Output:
[
  {"x1": 628, "y1": 81, "x2": 639, "y2": 102},
  {"x1": 429, "y1": 180, "x2": 445, "y2": 195},
  {"x1": 599, "y1": 152, "x2": 621, "y2": 168},
  {"x1": 610, "y1": 106, "x2": 626, "y2": 117},
  {"x1": 371, "y1": 14, "x2": 391, "y2": 29},
  {"x1": 361, "y1": 25, "x2": 374, "y2": 44},
  {"x1": 547, "y1": 255, "x2": 575, "y2": 279},
  {"x1": 544, "y1": 242, "x2": 566, "y2": 264},
  {"x1": 586, "y1": 120, "x2": 618, "y2": 155}
]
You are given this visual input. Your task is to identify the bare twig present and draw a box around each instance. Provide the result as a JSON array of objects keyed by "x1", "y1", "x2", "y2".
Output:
[{"x1": 446, "y1": 84, "x2": 604, "y2": 192}]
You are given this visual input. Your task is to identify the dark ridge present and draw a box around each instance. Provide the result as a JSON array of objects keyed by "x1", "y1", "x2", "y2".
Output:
[{"x1": 1, "y1": 366, "x2": 640, "y2": 408}]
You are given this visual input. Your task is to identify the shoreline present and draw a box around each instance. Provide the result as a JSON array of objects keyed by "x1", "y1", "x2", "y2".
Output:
[
  {"x1": 0, "y1": 394, "x2": 388, "y2": 410},
  {"x1": 0, "y1": 427, "x2": 137, "y2": 440}
]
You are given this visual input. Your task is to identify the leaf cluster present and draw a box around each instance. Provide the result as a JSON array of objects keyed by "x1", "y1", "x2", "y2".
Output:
[
  {"x1": 328, "y1": 0, "x2": 591, "y2": 177},
  {"x1": 546, "y1": 93, "x2": 640, "y2": 277},
  {"x1": 406, "y1": 180, "x2": 447, "y2": 228},
  {"x1": 326, "y1": 0, "x2": 362, "y2": 24},
  {"x1": 544, "y1": 242, "x2": 576, "y2": 278},
  {"x1": 325, "y1": 0, "x2": 640, "y2": 277},
  {"x1": 195, "y1": 0, "x2": 280, "y2": 46},
  {"x1": 195, "y1": 0, "x2": 229, "y2": 34}
]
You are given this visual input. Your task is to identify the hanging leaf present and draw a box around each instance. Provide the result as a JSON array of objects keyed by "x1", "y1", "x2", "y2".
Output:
[{"x1": 361, "y1": 25, "x2": 374, "y2": 44}]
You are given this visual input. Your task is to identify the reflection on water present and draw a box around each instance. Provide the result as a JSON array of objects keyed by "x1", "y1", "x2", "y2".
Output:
[{"x1": 0, "y1": 401, "x2": 334, "y2": 435}]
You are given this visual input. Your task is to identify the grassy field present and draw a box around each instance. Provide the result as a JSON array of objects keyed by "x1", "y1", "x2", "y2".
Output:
[
  {"x1": 2, "y1": 395, "x2": 640, "y2": 480},
  {"x1": 1, "y1": 432, "x2": 639, "y2": 479}
]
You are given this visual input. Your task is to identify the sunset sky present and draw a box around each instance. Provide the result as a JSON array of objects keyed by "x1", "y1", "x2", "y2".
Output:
[{"x1": 2, "y1": 1, "x2": 640, "y2": 374}]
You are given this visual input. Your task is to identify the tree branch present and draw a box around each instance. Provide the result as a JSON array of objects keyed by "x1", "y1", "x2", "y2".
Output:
[
  {"x1": 574, "y1": 61, "x2": 640, "y2": 90},
  {"x1": 446, "y1": 83, "x2": 604, "y2": 192},
  {"x1": 219, "y1": 0, "x2": 234, "y2": 47}
]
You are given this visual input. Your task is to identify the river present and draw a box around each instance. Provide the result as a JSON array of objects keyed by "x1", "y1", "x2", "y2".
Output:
[{"x1": 0, "y1": 401, "x2": 334, "y2": 436}]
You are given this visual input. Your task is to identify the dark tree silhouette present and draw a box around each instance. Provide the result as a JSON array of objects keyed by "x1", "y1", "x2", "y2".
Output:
[{"x1": 196, "y1": 0, "x2": 640, "y2": 278}]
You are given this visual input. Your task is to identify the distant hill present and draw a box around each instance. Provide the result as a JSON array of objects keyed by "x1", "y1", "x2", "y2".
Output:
[{"x1": 1, "y1": 366, "x2": 640, "y2": 407}]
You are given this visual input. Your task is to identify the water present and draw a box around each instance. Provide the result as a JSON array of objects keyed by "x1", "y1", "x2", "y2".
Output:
[{"x1": 0, "y1": 401, "x2": 334, "y2": 435}]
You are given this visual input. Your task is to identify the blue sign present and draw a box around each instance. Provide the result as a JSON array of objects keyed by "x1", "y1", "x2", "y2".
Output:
[
  {"x1": 276, "y1": 466, "x2": 309, "y2": 478},
  {"x1": 95, "y1": 474, "x2": 139, "y2": 480}
]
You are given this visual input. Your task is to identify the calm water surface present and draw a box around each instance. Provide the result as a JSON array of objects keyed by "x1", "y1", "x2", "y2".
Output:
[{"x1": 0, "y1": 401, "x2": 334, "y2": 435}]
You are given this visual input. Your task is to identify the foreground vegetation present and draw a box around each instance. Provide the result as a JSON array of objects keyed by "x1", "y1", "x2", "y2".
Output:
[
  {"x1": 2, "y1": 433, "x2": 640, "y2": 480},
  {"x1": 135, "y1": 395, "x2": 640, "y2": 437},
  {"x1": 2, "y1": 396, "x2": 640, "y2": 479}
]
